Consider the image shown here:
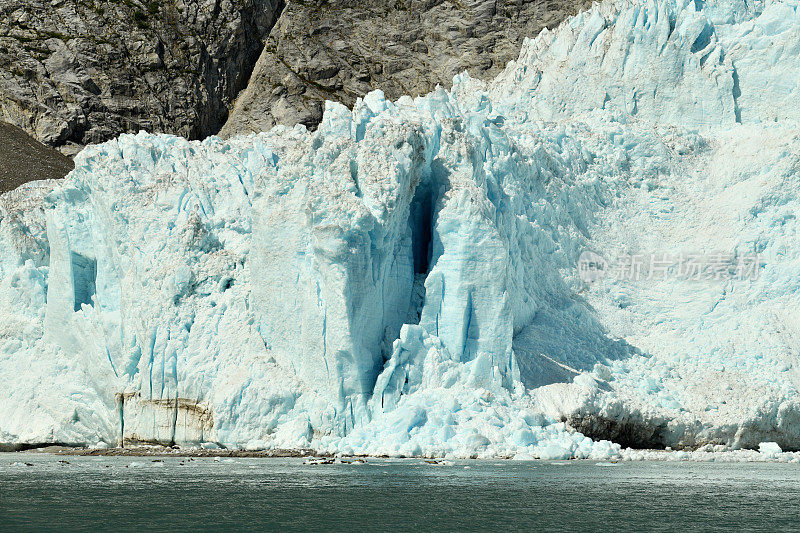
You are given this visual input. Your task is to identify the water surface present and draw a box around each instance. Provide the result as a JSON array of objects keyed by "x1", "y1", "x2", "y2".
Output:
[{"x1": 1, "y1": 454, "x2": 798, "y2": 531}]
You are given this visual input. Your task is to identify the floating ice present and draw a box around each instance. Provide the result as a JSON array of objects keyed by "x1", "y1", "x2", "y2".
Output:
[{"x1": 759, "y1": 442, "x2": 783, "y2": 458}]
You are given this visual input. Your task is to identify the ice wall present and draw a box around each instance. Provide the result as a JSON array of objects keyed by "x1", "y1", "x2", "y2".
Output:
[{"x1": 1, "y1": 0, "x2": 800, "y2": 456}]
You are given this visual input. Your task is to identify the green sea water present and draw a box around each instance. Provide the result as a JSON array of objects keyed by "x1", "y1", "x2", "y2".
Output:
[{"x1": 1, "y1": 453, "x2": 798, "y2": 532}]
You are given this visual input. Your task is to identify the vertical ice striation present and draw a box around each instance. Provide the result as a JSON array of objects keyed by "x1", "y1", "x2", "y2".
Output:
[{"x1": 249, "y1": 100, "x2": 428, "y2": 430}]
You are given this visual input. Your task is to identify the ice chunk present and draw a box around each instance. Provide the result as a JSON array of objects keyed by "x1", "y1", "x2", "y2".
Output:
[{"x1": 758, "y1": 442, "x2": 782, "y2": 458}]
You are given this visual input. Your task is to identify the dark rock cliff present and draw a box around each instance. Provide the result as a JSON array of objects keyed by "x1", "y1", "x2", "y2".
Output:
[
  {"x1": 0, "y1": 120, "x2": 73, "y2": 192},
  {"x1": 220, "y1": 0, "x2": 590, "y2": 136},
  {"x1": 0, "y1": 0, "x2": 282, "y2": 154},
  {"x1": 1, "y1": 0, "x2": 587, "y2": 159}
]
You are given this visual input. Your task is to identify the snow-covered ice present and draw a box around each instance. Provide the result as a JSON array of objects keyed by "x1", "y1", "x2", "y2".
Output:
[{"x1": 1, "y1": 0, "x2": 800, "y2": 459}]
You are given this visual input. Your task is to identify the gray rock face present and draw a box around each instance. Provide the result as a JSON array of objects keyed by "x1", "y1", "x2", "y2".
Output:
[
  {"x1": 1, "y1": 0, "x2": 587, "y2": 154},
  {"x1": 0, "y1": 121, "x2": 73, "y2": 192},
  {"x1": 0, "y1": 0, "x2": 282, "y2": 154},
  {"x1": 220, "y1": 0, "x2": 591, "y2": 136}
]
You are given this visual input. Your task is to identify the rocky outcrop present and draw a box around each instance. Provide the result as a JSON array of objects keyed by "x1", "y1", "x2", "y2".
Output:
[
  {"x1": 220, "y1": 0, "x2": 592, "y2": 136},
  {"x1": 1, "y1": 0, "x2": 587, "y2": 154},
  {"x1": 0, "y1": 0, "x2": 282, "y2": 154},
  {"x1": 0, "y1": 121, "x2": 73, "y2": 192}
]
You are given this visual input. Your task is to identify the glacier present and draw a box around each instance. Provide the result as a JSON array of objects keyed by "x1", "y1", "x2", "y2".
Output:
[{"x1": 1, "y1": 0, "x2": 800, "y2": 459}]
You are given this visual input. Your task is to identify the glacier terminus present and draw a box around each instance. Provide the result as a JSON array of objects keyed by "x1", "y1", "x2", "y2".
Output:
[{"x1": 2, "y1": 0, "x2": 800, "y2": 460}]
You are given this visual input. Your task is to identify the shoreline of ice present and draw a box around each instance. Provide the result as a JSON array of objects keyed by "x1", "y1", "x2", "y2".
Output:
[{"x1": 3, "y1": 445, "x2": 799, "y2": 464}]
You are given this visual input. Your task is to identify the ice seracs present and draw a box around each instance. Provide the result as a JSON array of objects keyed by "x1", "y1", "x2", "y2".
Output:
[{"x1": 1, "y1": 0, "x2": 800, "y2": 459}]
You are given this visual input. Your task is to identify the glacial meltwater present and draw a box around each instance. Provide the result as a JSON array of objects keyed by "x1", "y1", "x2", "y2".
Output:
[{"x1": 1, "y1": 454, "x2": 798, "y2": 532}]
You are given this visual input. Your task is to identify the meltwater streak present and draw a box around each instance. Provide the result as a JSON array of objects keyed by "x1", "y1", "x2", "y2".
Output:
[{"x1": 1, "y1": 454, "x2": 799, "y2": 532}]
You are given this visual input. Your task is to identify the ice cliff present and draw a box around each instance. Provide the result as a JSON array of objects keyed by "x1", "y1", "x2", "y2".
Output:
[{"x1": 2, "y1": 0, "x2": 800, "y2": 458}]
